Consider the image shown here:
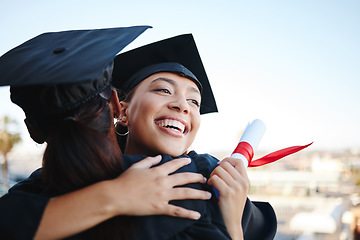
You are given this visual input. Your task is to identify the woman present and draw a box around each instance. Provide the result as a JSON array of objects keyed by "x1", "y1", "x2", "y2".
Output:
[
  {"x1": 0, "y1": 26, "x2": 212, "y2": 240},
  {"x1": 111, "y1": 33, "x2": 277, "y2": 240}
]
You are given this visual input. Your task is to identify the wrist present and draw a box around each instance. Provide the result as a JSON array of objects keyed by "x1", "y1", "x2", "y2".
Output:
[
  {"x1": 228, "y1": 228, "x2": 243, "y2": 240},
  {"x1": 225, "y1": 220, "x2": 243, "y2": 240},
  {"x1": 92, "y1": 180, "x2": 119, "y2": 218}
]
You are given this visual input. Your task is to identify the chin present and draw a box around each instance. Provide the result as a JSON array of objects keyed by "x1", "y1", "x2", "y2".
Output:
[
  {"x1": 170, "y1": 153, "x2": 186, "y2": 157},
  {"x1": 156, "y1": 140, "x2": 191, "y2": 157},
  {"x1": 159, "y1": 147, "x2": 187, "y2": 157}
]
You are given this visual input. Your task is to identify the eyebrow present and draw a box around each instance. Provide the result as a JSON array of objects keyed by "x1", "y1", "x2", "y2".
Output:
[{"x1": 150, "y1": 77, "x2": 200, "y2": 95}]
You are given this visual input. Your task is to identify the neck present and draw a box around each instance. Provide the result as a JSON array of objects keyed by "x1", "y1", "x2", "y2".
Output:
[{"x1": 124, "y1": 146, "x2": 188, "y2": 157}]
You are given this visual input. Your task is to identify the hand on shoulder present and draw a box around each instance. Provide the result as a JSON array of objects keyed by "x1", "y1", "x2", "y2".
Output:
[{"x1": 105, "y1": 155, "x2": 211, "y2": 219}]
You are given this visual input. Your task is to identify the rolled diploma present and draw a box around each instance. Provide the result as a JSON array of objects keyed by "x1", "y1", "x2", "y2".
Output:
[{"x1": 231, "y1": 119, "x2": 266, "y2": 167}]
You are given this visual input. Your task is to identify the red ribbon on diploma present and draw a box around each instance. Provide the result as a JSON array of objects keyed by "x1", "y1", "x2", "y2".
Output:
[
  {"x1": 232, "y1": 141, "x2": 313, "y2": 167},
  {"x1": 213, "y1": 118, "x2": 312, "y2": 198}
]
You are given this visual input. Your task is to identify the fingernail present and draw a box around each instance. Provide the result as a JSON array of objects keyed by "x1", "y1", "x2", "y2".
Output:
[
  {"x1": 193, "y1": 212, "x2": 201, "y2": 220},
  {"x1": 184, "y1": 158, "x2": 191, "y2": 164},
  {"x1": 207, "y1": 192, "x2": 212, "y2": 198}
]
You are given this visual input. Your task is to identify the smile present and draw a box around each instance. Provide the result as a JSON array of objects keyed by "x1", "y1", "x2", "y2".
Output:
[{"x1": 155, "y1": 119, "x2": 187, "y2": 134}]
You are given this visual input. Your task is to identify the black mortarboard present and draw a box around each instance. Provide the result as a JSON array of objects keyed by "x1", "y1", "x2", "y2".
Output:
[
  {"x1": 112, "y1": 34, "x2": 218, "y2": 114},
  {"x1": 0, "y1": 26, "x2": 151, "y2": 118}
]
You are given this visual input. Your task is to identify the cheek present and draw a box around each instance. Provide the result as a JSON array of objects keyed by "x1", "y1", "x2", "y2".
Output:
[
  {"x1": 127, "y1": 98, "x2": 158, "y2": 130},
  {"x1": 189, "y1": 114, "x2": 201, "y2": 139},
  {"x1": 192, "y1": 113, "x2": 201, "y2": 132},
  {"x1": 127, "y1": 102, "x2": 145, "y2": 127}
]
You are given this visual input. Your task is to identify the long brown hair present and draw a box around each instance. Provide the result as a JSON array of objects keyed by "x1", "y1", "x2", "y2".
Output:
[{"x1": 36, "y1": 94, "x2": 134, "y2": 239}]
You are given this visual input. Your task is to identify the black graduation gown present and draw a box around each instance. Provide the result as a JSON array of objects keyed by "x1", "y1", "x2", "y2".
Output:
[
  {"x1": 0, "y1": 169, "x2": 48, "y2": 239},
  {"x1": 122, "y1": 152, "x2": 277, "y2": 240},
  {"x1": 0, "y1": 151, "x2": 277, "y2": 240}
]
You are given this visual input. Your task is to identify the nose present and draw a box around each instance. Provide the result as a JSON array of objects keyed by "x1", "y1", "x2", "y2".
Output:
[{"x1": 168, "y1": 98, "x2": 189, "y2": 114}]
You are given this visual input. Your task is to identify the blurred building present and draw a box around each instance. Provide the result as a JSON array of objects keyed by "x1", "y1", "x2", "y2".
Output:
[{"x1": 212, "y1": 148, "x2": 360, "y2": 240}]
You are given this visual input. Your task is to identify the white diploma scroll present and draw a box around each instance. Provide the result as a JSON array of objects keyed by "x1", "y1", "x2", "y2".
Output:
[{"x1": 231, "y1": 119, "x2": 266, "y2": 167}]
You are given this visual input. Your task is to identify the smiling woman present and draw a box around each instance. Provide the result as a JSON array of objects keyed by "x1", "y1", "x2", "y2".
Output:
[
  {"x1": 119, "y1": 72, "x2": 201, "y2": 156},
  {"x1": 111, "y1": 34, "x2": 277, "y2": 240}
]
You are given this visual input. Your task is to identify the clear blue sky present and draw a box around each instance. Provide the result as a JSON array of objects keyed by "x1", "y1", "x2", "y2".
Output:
[{"x1": 1, "y1": 0, "x2": 359, "y2": 155}]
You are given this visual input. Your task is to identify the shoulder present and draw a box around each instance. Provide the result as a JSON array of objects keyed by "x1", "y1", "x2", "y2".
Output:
[
  {"x1": 9, "y1": 168, "x2": 45, "y2": 195},
  {"x1": 187, "y1": 150, "x2": 219, "y2": 163},
  {"x1": 187, "y1": 150, "x2": 219, "y2": 178},
  {"x1": 121, "y1": 154, "x2": 148, "y2": 170},
  {"x1": 0, "y1": 168, "x2": 49, "y2": 239}
]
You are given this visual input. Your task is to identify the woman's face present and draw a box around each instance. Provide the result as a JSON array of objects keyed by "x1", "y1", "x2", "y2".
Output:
[{"x1": 120, "y1": 72, "x2": 201, "y2": 157}]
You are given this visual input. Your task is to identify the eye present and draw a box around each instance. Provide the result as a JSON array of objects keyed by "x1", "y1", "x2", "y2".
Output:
[
  {"x1": 153, "y1": 88, "x2": 171, "y2": 94},
  {"x1": 188, "y1": 99, "x2": 200, "y2": 108}
]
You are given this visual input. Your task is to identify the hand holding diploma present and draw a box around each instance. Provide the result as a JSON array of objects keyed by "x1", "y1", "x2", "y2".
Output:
[{"x1": 209, "y1": 119, "x2": 312, "y2": 239}]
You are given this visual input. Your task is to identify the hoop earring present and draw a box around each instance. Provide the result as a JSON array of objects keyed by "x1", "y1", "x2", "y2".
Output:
[
  {"x1": 114, "y1": 119, "x2": 129, "y2": 136},
  {"x1": 116, "y1": 128, "x2": 129, "y2": 136}
]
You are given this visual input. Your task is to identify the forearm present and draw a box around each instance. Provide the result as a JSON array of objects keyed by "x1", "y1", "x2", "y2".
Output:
[
  {"x1": 221, "y1": 202, "x2": 244, "y2": 240},
  {"x1": 34, "y1": 180, "x2": 116, "y2": 240},
  {"x1": 226, "y1": 222, "x2": 244, "y2": 240}
]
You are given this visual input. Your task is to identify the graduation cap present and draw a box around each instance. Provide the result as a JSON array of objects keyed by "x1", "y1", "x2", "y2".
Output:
[
  {"x1": 112, "y1": 34, "x2": 218, "y2": 114},
  {"x1": 0, "y1": 26, "x2": 151, "y2": 118}
]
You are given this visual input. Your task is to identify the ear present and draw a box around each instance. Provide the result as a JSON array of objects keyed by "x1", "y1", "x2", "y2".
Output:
[
  {"x1": 118, "y1": 100, "x2": 129, "y2": 127},
  {"x1": 111, "y1": 90, "x2": 121, "y2": 118}
]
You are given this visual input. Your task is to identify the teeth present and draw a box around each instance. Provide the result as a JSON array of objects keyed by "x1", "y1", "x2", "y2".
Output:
[{"x1": 158, "y1": 119, "x2": 185, "y2": 133}]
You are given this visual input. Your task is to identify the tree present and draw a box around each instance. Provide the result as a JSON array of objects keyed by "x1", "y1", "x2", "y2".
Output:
[{"x1": 0, "y1": 116, "x2": 21, "y2": 180}]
